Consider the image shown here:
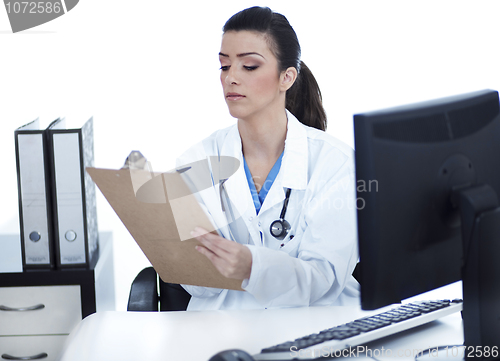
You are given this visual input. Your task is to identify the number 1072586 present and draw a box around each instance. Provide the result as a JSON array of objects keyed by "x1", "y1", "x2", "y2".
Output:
[{"x1": 5, "y1": 2, "x2": 63, "y2": 14}]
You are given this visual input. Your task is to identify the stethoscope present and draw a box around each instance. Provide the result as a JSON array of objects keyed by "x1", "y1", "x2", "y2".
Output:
[
  {"x1": 269, "y1": 187, "x2": 292, "y2": 240},
  {"x1": 219, "y1": 179, "x2": 292, "y2": 241}
]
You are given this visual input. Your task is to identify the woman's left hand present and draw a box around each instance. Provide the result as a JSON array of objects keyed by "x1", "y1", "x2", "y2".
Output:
[{"x1": 191, "y1": 227, "x2": 252, "y2": 281}]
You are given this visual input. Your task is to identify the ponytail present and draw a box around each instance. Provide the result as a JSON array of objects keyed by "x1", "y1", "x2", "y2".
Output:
[
  {"x1": 223, "y1": 7, "x2": 328, "y2": 131},
  {"x1": 286, "y1": 61, "x2": 327, "y2": 131}
]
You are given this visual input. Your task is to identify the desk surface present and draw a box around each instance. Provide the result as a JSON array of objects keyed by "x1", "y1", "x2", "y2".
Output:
[{"x1": 57, "y1": 304, "x2": 463, "y2": 361}]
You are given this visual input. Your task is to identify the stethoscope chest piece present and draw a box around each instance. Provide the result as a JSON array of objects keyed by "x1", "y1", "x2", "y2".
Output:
[{"x1": 270, "y1": 219, "x2": 291, "y2": 240}]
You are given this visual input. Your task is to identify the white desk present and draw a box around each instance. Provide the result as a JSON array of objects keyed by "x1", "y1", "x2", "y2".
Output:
[{"x1": 57, "y1": 304, "x2": 463, "y2": 361}]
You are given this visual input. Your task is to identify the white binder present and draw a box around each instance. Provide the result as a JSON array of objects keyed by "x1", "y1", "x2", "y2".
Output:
[
  {"x1": 15, "y1": 118, "x2": 63, "y2": 269},
  {"x1": 48, "y1": 117, "x2": 99, "y2": 268}
]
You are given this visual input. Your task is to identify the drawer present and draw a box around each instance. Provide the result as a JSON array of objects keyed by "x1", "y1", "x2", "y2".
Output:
[
  {"x1": 0, "y1": 286, "x2": 82, "y2": 336},
  {"x1": 0, "y1": 335, "x2": 67, "y2": 361}
]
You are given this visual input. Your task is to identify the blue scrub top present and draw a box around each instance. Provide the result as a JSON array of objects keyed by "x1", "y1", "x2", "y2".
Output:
[{"x1": 243, "y1": 152, "x2": 284, "y2": 214}]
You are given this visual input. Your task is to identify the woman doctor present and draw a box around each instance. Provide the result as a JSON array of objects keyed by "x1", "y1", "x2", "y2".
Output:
[{"x1": 177, "y1": 6, "x2": 360, "y2": 310}]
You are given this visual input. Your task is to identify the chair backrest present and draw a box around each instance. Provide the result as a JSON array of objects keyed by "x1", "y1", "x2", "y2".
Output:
[
  {"x1": 128, "y1": 267, "x2": 159, "y2": 311},
  {"x1": 353, "y1": 262, "x2": 361, "y2": 285},
  {"x1": 127, "y1": 267, "x2": 191, "y2": 312},
  {"x1": 159, "y1": 279, "x2": 191, "y2": 311}
]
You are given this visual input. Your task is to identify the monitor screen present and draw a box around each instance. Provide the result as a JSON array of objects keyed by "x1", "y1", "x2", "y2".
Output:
[{"x1": 354, "y1": 89, "x2": 500, "y2": 308}]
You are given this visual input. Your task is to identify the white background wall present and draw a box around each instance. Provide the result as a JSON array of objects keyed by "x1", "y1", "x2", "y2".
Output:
[{"x1": 1, "y1": 0, "x2": 499, "y2": 311}]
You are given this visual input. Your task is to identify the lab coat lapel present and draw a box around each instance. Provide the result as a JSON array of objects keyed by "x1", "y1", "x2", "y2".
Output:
[
  {"x1": 219, "y1": 126, "x2": 254, "y2": 223},
  {"x1": 258, "y1": 110, "x2": 308, "y2": 215},
  {"x1": 280, "y1": 110, "x2": 308, "y2": 190},
  {"x1": 258, "y1": 176, "x2": 286, "y2": 215}
]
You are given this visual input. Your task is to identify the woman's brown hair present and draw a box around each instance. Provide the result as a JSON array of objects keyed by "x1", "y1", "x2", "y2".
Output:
[{"x1": 223, "y1": 6, "x2": 327, "y2": 131}]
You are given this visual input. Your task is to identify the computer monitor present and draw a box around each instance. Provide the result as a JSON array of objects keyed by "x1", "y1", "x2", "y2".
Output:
[{"x1": 354, "y1": 89, "x2": 500, "y2": 354}]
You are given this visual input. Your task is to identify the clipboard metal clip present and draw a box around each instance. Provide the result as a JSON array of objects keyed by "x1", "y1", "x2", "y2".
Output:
[{"x1": 176, "y1": 166, "x2": 191, "y2": 174}]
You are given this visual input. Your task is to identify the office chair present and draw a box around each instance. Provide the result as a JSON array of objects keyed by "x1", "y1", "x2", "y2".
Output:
[{"x1": 127, "y1": 267, "x2": 191, "y2": 311}]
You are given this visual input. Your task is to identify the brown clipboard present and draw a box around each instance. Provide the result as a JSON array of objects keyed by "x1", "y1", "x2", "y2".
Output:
[{"x1": 86, "y1": 166, "x2": 243, "y2": 291}]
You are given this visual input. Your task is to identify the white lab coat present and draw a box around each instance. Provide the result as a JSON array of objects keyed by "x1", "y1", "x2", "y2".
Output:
[{"x1": 176, "y1": 110, "x2": 360, "y2": 310}]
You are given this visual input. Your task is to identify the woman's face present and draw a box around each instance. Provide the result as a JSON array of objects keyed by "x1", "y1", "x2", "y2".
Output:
[{"x1": 219, "y1": 30, "x2": 284, "y2": 121}]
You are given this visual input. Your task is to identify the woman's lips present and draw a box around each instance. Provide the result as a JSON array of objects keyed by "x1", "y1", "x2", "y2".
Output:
[{"x1": 226, "y1": 93, "x2": 245, "y2": 101}]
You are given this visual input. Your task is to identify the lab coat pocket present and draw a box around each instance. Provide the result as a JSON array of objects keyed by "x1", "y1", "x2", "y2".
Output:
[{"x1": 280, "y1": 233, "x2": 299, "y2": 256}]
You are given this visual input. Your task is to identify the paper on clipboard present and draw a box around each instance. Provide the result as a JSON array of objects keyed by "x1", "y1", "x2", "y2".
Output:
[{"x1": 86, "y1": 152, "x2": 243, "y2": 290}]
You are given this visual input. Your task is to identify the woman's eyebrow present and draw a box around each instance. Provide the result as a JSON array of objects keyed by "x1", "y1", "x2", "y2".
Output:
[{"x1": 219, "y1": 52, "x2": 265, "y2": 59}]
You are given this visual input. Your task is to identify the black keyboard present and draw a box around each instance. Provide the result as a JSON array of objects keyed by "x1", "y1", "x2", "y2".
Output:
[{"x1": 253, "y1": 299, "x2": 463, "y2": 360}]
